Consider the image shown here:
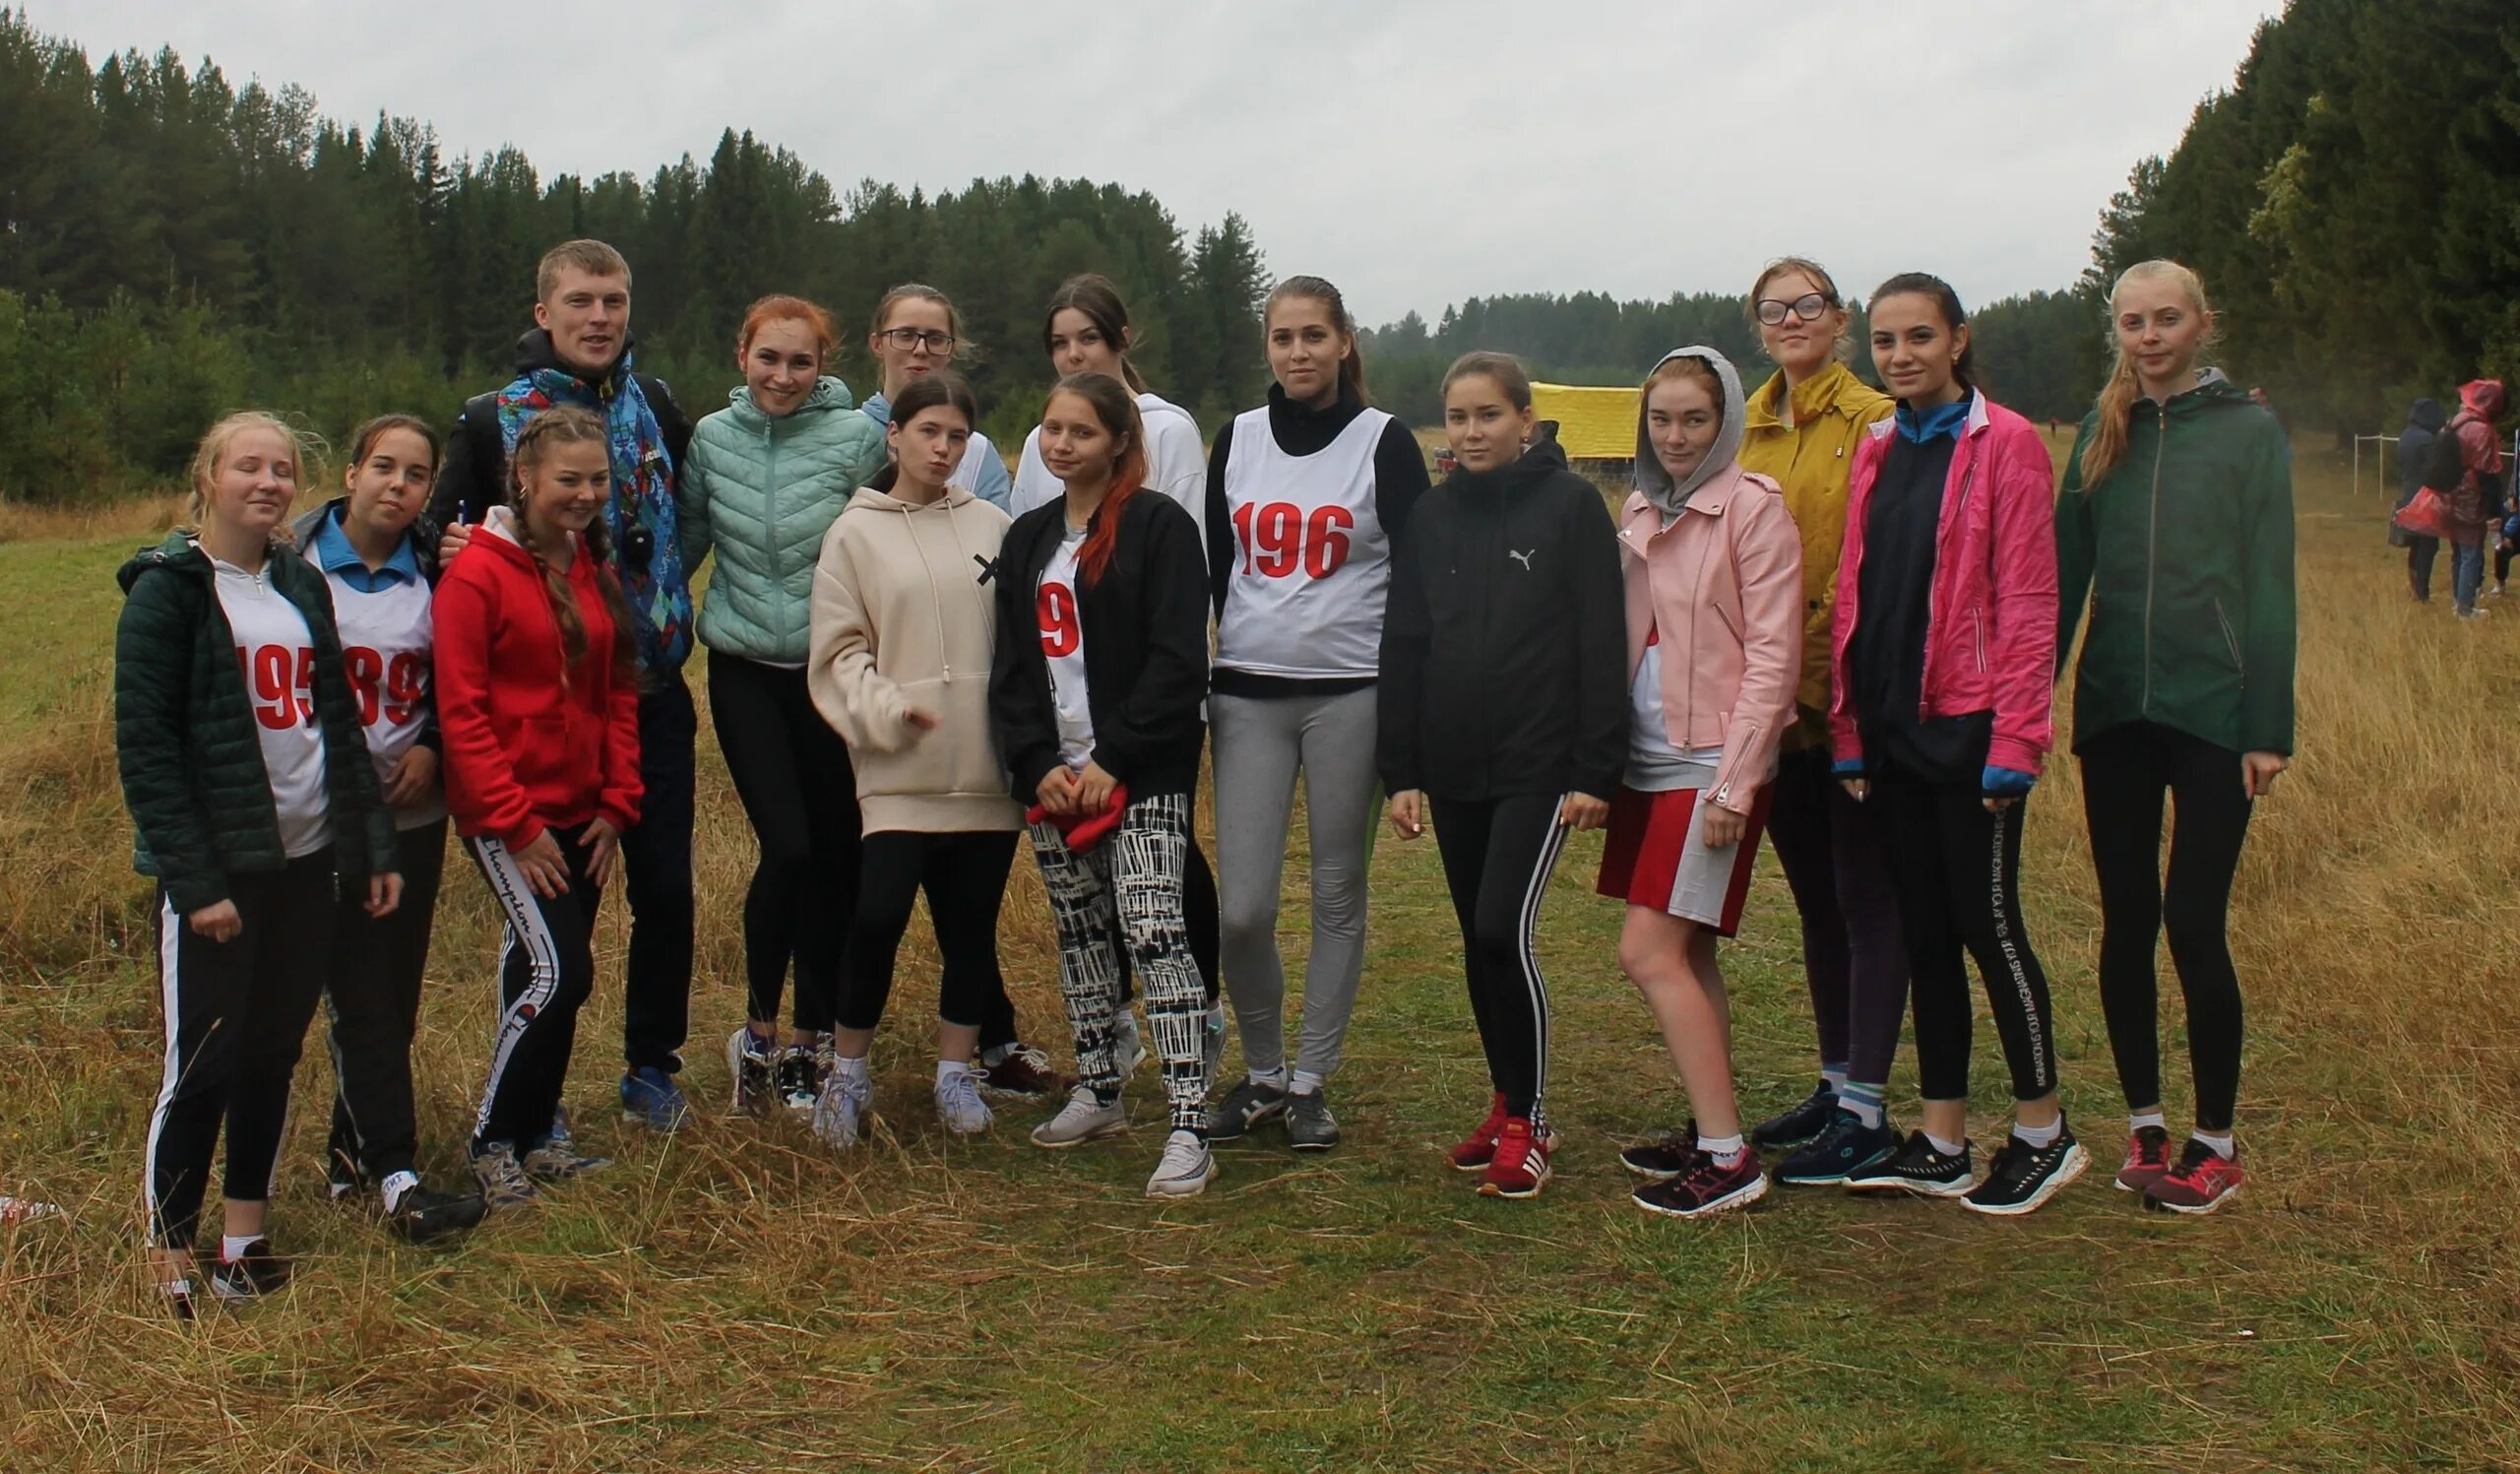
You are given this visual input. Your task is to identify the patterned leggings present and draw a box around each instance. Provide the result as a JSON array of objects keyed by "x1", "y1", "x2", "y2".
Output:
[{"x1": 1029, "y1": 792, "x2": 1210, "y2": 1131}]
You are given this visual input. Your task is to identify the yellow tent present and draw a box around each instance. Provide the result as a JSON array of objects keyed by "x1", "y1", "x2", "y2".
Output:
[{"x1": 1530, "y1": 382, "x2": 1639, "y2": 461}]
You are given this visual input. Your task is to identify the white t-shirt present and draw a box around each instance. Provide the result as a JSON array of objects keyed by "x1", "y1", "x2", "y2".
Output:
[
  {"x1": 1627, "y1": 626, "x2": 1725, "y2": 794},
  {"x1": 308, "y1": 547, "x2": 445, "y2": 831},
  {"x1": 214, "y1": 554, "x2": 333, "y2": 858},
  {"x1": 1037, "y1": 523, "x2": 1095, "y2": 770},
  {"x1": 1010, "y1": 392, "x2": 1208, "y2": 555}
]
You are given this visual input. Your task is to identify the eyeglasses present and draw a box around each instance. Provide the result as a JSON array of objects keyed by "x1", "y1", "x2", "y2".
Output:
[
  {"x1": 1755, "y1": 292, "x2": 1833, "y2": 327},
  {"x1": 878, "y1": 328, "x2": 956, "y2": 353}
]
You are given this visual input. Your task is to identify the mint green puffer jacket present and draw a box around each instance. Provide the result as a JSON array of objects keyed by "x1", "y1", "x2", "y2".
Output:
[{"x1": 679, "y1": 376, "x2": 889, "y2": 665}]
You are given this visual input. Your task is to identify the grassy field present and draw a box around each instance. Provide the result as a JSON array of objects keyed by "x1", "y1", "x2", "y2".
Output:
[{"x1": 1, "y1": 437, "x2": 2514, "y2": 1472}]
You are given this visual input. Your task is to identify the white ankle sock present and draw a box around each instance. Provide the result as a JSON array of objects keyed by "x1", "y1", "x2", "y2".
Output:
[
  {"x1": 220, "y1": 1234, "x2": 258, "y2": 1261},
  {"x1": 1249, "y1": 1066, "x2": 1289, "y2": 1091},
  {"x1": 2129, "y1": 1110, "x2": 2167, "y2": 1131},
  {"x1": 1820, "y1": 1063, "x2": 1850, "y2": 1093},
  {"x1": 936, "y1": 1058, "x2": 970, "y2": 1085},
  {"x1": 1697, "y1": 1131, "x2": 1746, "y2": 1167},
  {"x1": 2013, "y1": 1117, "x2": 2063, "y2": 1150},
  {"x1": 833, "y1": 1054, "x2": 870, "y2": 1083},
  {"x1": 1925, "y1": 1131, "x2": 1967, "y2": 1158},
  {"x1": 1290, "y1": 1069, "x2": 1324, "y2": 1097},
  {"x1": 2192, "y1": 1130, "x2": 2236, "y2": 1159},
  {"x1": 379, "y1": 1171, "x2": 419, "y2": 1213}
]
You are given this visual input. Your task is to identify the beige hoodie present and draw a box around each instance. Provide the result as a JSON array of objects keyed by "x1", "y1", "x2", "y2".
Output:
[{"x1": 807, "y1": 484, "x2": 1023, "y2": 833}]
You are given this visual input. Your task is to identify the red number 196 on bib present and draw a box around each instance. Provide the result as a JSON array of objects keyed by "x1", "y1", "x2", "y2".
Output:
[{"x1": 1232, "y1": 501, "x2": 1353, "y2": 580}]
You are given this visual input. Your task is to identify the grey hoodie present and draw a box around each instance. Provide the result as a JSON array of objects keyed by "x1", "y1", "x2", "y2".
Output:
[{"x1": 1634, "y1": 346, "x2": 1748, "y2": 518}]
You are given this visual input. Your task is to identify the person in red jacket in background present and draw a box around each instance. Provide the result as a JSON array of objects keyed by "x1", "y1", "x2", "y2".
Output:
[{"x1": 434, "y1": 405, "x2": 644, "y2": 1208}]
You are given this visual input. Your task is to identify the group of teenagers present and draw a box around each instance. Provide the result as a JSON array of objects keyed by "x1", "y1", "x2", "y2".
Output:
[{"x1": 114, "y1": 238, "x2": 2294, "y2": 1317}]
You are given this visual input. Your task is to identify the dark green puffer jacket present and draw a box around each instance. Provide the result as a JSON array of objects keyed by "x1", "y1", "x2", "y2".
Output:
[
  {"x1": 2054, "y1": 374, "x2": 2297, "y2": 756},
  {"x1": 114, "y1": 533, "x2": 397, "y2": 913}
]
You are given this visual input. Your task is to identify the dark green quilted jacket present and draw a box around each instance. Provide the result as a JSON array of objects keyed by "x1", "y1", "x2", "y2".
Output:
[{"x1": 114, "y1": 533, "x2": 397, "y2": 913}]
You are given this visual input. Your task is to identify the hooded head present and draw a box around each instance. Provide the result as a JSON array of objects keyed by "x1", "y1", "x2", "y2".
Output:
[
  {"x1": 2409, "y1": 397, "x2": 2446, "y2": 432},
  {"x1": 2460, "y1": 379, "x2": 2507, "y2": 421},
  {"x1": 1634, "y1": 347, "x2": 1746, "y2": 517}
]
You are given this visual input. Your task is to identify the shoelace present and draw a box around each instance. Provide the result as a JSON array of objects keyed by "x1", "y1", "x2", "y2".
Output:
[
  {"x1": 1004, "y1": 1045, "x2": 1051, "y2": 1072},
  {"x1": 938, "y1": 1072, "x2": 986, "y2": 1120},
  {"x1": 2169, "y1": 1140, "x2": 2221, "y2": 1179}
]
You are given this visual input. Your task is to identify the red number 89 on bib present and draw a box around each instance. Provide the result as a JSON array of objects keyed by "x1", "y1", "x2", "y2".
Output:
[{"x1": 1232, "y1": 501, "x2": 1353, "y2": 580}]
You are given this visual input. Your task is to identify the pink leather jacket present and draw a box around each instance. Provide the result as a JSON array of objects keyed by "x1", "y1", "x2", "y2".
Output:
[
  {"x1": 1615, "y1": 462, "x2": 1803, "y2": 814},
  {"x1": 1827, "y1": 390, "x2": 2058, "y2": 775}
]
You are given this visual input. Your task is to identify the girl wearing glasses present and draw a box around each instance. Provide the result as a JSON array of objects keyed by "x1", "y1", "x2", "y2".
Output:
[
  {"x1": 1730, "y1": 260, "x2": 1908, "y2": 1186},
  {"x1": 861, "y1": 285, "x2": 1016, "y2": 510}
]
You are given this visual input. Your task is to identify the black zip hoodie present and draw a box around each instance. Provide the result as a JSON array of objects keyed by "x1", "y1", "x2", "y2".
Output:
[
  {"x1": 1377, "y1": 439, "x2": 1627, "y2": 801},
  {"x1": 991, "y1": 488, "x2": 1212, "y2": 802},
  {"x1": 426, "y1": 328, "x2": 695, "y2": 529}
]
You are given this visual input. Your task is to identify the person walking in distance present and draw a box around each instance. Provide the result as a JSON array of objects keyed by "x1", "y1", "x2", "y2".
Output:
[
  {"x1": 436, "y1": 408, "x2": 646, "y2": 1208},
  {"x1": 2055, "y1": 259, "x2": 2296, "y2": 1215},
  {"x1": 428, "y1": 239, "x2": 698, "y2": 1133},
  {"x1": 1729, "y1": 258, "x2": 1912, "y2": 1183},
  {"x1": 1603, "y1": 348, "x2": 1804, "y2": 1219},
  {"x1": 806, "y1": 372, "x2": 1027, "y2": 1146},
  {"x1": 1008, "y1": 274, "x2": 1225, "y2": 1081},
  {"x1": 1381, "y1": 352, "x2": 1626, "y2": 1201},
  {"x1": 291, "y1": 416, "x2": 487, "y2": 1244},
  {"x1": 1204, "y1": 275, "x2": 1430, "y2": 1152},
  {"x1": 677, "y1": 295, "x2": 885, "y2": 1116},
  {"x1": 2394, "y1": 398, "x2": 2448, "y2": 603},
  {"x1": 992, "y1": 374, "x2": 1218, "y2": 1196},
  {"x1": 115, "y1": 414, "x2": 404, "y2": 1315},
  {"x1": 1830, "y1": 274, "x2": 2082, "y2": 1217}
]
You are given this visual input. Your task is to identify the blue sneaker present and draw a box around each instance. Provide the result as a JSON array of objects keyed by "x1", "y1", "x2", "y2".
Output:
[
  {"x1": 1775, "y1": 1110, "x2": 1899, "y2": 1185},
  {"x1": 620, "y1": 1066, "x2": 690, "y2": 1132}
]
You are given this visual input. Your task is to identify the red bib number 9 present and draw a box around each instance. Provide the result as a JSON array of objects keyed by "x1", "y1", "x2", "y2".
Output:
[{"x1": 1038, "y1": 583, "x2": 1081, "y2": 658}]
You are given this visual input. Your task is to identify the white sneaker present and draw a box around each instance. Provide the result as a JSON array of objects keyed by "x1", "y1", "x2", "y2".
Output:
[
  {"x1": 933, "y1": 1068, "x2": 993, "y2": 1135},
  {"x1": 811, "y1": 1069, "x2": 873, "y2": 1150},
  {"x1": 1031, "y1": 1085, "x2": 1128, "y2": 1148},
  {"x1": 1113, "y1": 1010, "x2": 1148, "y2": 1074},
  {"x1": 1146, "y1": 1129, "x2": 1216, "y2": 1197}
]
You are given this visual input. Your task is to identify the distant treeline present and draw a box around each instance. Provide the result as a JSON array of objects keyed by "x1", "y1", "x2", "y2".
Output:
[{"x1": 0, "y1": 9, "x2": 1271, "y2": 503}]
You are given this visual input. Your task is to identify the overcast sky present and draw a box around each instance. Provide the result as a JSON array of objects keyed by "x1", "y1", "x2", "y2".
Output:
[{"x1": 36, "y1": 0, "x2": 2279, "y2": 327}]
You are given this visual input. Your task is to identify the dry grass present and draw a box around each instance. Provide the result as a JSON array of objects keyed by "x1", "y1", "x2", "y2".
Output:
[{"x1": 0, "y1": 437, "x2": 2513, "y2": 1471}]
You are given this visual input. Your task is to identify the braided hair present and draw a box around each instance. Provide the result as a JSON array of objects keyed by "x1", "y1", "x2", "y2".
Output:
[{"x1": 508, "y1": 406, "x2": 640, "y2": 691}]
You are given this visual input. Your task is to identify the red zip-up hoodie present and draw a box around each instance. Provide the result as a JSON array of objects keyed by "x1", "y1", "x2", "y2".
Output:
[{"x1": 433, "y1": 508, "x2": 643, "y2": 850}]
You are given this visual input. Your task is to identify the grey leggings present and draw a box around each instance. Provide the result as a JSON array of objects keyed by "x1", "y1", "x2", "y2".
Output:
[{"x1": 1212, "y1": 686, "x2": 1382, "y2": 1081}]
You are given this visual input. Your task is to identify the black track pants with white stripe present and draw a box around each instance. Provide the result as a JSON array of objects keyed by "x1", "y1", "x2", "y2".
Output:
[
  {"x1": 1871, "y1": 771, "x2": 2060, "y2": 1104},
  {"x1": 1029, "y1": 793, "x2": 1208, "y2": 1131},
  {"x1": 467, "y1": 824, "x2": 602, "y2": 1151},
  {"x1": 1430, "y1": 793, "x2": 1572, "y2": 1126},
  {"x1": 145, "y1": 851, "x2": 336, "y2": 1250}
]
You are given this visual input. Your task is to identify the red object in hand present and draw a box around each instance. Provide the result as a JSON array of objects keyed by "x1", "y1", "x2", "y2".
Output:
[
  {"x1": 2395, "y1": 487, "x2": 2453, "y2": 541},
  {"x1": 1027, "y1": 782, "x2": 1129, "y2": 855}
]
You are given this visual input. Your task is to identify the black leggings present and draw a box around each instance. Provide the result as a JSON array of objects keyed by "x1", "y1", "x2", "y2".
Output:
[
  {"x1": 1430, "y1": 793, "x2": 1572, "y2": 1125},
  {"x1": 468, "y1": 824, "x2": 603, "y2": 1150},
  {"x1": 145, "y1": 851, "x2": 336, "y2": 1250},
  {"x1": 1871, "y1": 771, "x2": 2060, "y2": 1105},
  {"x1": 1763, "y1": 745, "x2": 1912, "y2": 1082},
  {"x1": 2079, "y1": 721, "x2": 2252, "y2": 1131},
  {"x1": 324, "y1": 817, "x2": 447, "y2": 1185},
  {"x1": 708, "y1": 656, "x2": 860, "y2": 1034},
  {"x1": 837, "y1": 829, "x2": 1019, "y2": 1032}
]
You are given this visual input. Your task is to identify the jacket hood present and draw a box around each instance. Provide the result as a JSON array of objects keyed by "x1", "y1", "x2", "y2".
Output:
[
  {"x1": 1744, "y1": 359, "x2": 1874, "y2": 434},
  {"x1": 1634, "y1": 347, "x2": 1746, "y2": 517},
  {"x1": 726, "y1": 374, "x2": 857, "y2": 428},
  {"x1": 117, "y1": 531, "x2": 207, "y2": 593},
  {"x1": 511, "y1": 327, "x2": 634, "y2": 385},
  {"x1": 2460, "y1": 379, "x2": 2506, "y2": 420},
  {"x1": 2408, "y1": 398, "x2": 2447, "y2": 432},
  {"x1": 1443, "y1": 434, "x2": 1573, "y2": 493},
  {"x1": 847, "y1": 483, "x2": 979, "y2": 516}
]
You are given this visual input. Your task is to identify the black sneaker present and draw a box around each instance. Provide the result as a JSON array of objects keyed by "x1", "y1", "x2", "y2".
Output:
[
  {"x1": 726, "y1": 1027, "x2": 776, "y2": 1115},
  {"x1": 209, "y1": 1239, "x2": 292, "y2": 1304},
  {"x1": 1961, "y1": 1127, "x2": 2089, "y2": 1217},
  {"x1": 1631, "y1": 1149, "x2": 1768, "y2": 1219},
  {"x1": 1776, "y1": 1111, "x2": 1900, "y2": 1186},
  {"x1": 1749, "y1": 1080, "x2": 1838, "y2": 1150},
  {"x1": 1205, "y1": 1078, "x2": 1287, "y2": 1141},
  {"x1": 774, "y1": 1046, "x2": 822, "y2": 1116},
  {"x1": 387, "y1": 1183, "x2": 489, "y2": 1245},
  {"x1": 1284, "y1": 1088, "x2": 1340, "y2": 1151},
  {"x1": 1617, "y1": 1120, "x2": 1701, "y2": 1180},
  {"x1": 1845, "y1": 1130, "x2": 1976, "y2": 1197}
]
